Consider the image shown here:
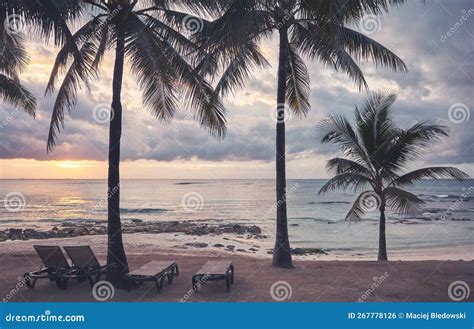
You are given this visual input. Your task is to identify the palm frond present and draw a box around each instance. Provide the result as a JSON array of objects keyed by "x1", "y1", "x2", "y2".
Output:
[
  {"x1": 45, "y1": 16, "x2": 105, "y2": 95},
  {"x1": 318, "y1": 113, "x2": 373, "y2": 169},
  {"x1": 0, "y1": 73, "x2": 36, "y2": 117},
  {"x1": 384, "y1": 186, "x2": 424, "y2": 216},
  {"x1": 354, "y1": 91, "x2": 398, "y2": 167},
  {"x1": 382, "y1": 122, "x2": 450, "y2": 173},
  {"x1": 319, "y1": 172, "x2": 372, "y2": 194},
  {"x1": 214, "y1": 41, "x2": 269, "y2": 97},
  {"x1": 302, "y1": 0, "x2": 406, "y2": 24},
  {"x1": 3, "y1": 0, "x2": 84, "y2": 60},
  {"x1": 291, "y1": 22, "x2": 368, "y2": 89},
  {"x1": 326, "y1": 157, "x2": 373, "y2": 177},
  {"x1": 47, "y1": 40, "x2": 98, "y2": 152},
  {"x1": 285, "y1": 42, "x2": 310, "y2": 116},
  {"x1": 390, "y1": 167, "x2": 469, "y2": 187},
  {"x1": 344, "y1": 190, "x2": 376, "y2": 221},
  {"x1": 336, "y1": 26, "x2": 407, "y2": 73},
  {"x1": 126, "y1": 14, "x2": 178, "y2": 122},
  {"x1": 127, "y1": 13, "x2": 227, "y2": 137},
  {"x1": 0, "y1": 28, "x2": 29, "y2": 77}
]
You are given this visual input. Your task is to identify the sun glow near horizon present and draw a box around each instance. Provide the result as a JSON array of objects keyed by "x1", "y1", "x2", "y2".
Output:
[{"x1": 55, "y1": 160, "x2": 98, "y2": 169}]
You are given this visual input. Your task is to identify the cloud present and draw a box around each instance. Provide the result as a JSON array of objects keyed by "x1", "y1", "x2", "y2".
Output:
[{"x1": 1, "y1": 0, "x2": 473, "y2": 178}]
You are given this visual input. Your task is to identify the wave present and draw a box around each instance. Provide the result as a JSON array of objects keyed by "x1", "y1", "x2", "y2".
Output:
[
  {"x1": 419, "y1": 194, "x2": 470, "y2": 201},
  {"x1": 120, "y1": 208, "x2": 168, "y2": 214},
  {"x1": 291, "y1": 217, "x2": 344, "y2": 223},
  {"x1": 35, "y1": 218, "x2": 107, "y2": 223},
  {"x1": 310, "y1": 201, "x2": 351, "y2": 205}
]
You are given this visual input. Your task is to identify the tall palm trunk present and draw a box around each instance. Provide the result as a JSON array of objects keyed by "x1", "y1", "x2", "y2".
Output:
[
  {"x1": 272, "y1": 27, "x2": 293, "y2": 268},
  {"x1": 106, "y1": 27, "x2": 128, "y2": 284},
  {"x1": 378, "y1": 198, "x2": 388, "y2": 261}
]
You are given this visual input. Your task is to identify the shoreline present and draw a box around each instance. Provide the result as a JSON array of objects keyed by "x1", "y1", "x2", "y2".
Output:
[{"x1": 1, "y1": 232, "x2": 473, "y2": 261}]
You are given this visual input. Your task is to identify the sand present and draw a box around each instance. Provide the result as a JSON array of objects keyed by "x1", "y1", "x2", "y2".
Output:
[{"x1": 1, "y1": 235, "x2": 473, "y2": 302}]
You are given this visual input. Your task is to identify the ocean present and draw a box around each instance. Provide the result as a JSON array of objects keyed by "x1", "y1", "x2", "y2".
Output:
[{"x1": 1, "y1": 179, "x2": 473, "y2": 258}]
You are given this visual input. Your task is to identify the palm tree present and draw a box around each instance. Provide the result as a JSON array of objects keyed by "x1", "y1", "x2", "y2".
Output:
[
  {"x1": 318, "y1": 91, "x2": 469, "y2": 261},
  {"x1": 44, "y1": 0, "x2": 226, "y2": 284},
  {"x1": 0, "y1": 19, "x2": 35, "y2": 116},
  {"x1": 194, "y1": 0, "x2": 408, "y2": 267}
]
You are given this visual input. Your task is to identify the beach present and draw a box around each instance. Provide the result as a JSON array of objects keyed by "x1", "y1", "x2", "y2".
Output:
[
  {"x1": 1, "y1": 235, "x2": 473, "y2": 302},
  {"x1": 2, "y1": 179, "x2": 473, "y2": 302},
  {"x1": 1, "y1": 179, "x2": 473, "y2": 260}
]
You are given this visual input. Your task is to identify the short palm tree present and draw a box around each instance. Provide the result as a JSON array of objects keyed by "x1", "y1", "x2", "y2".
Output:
[
  {"x1": 0, "y1": 22, "x2": 36, "y2": 116},
  {"x1": 44, "y1": 0, "x2": 226, "y2": 284},
  {"x1": 318, "y1": 91, "x2": 469, "y2": 261},
  {"x1": 194, "y1": 0, "x2": 408, "y2": 267}
]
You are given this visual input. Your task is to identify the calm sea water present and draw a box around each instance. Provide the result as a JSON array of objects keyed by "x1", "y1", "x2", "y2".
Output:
[{"x1": 1, "y1": 179, "x2": 473, "y2": 256}]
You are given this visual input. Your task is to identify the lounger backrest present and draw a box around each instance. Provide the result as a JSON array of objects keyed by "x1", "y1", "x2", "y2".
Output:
[
  {"x1": 64, "y1": 246, "x2": 101, "y2": 269},
  {"x1": 33, "y1": 245, "x2": 69, "y2": 268}
]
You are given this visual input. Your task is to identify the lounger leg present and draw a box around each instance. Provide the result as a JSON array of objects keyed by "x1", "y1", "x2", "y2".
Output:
[
  {"x1": 63, "y1": 278, "x2": 69, "y2": 290},
  {"x1": 230, "y1": 265, "x2": 234, "y2": 284},
  {"x1": 192, "y1": 276, "x2": 197, "y2": 291},
  {"x1": 55, "y1": 277, "x2": 68, "y2": 290},
  {"x1": 77, "y1": 271, "x2": 87, "y2": 283},
  {"x1": 24, "y1": 273, "x2": 33, "y2": 289},
  {"x1": 174, "y1": 264, "x2": 179, "y2": 276},
  {"x1": 226, "y1": 276, "x2": 231, "y2": 292},
  {"x1": 155, "y1": 277, "x2": 162, "y2": 293}
]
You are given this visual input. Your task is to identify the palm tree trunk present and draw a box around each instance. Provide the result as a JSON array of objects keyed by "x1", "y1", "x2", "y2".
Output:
[
  {"x1": 106, "y1": 27, "x2": 128, "y2": 284},
  {"x1": 272, "y1": 27, "x2": 293, "y2": 268},
  {"x1": 378, "y1": 198, "x2": 388, "y2": 261}
]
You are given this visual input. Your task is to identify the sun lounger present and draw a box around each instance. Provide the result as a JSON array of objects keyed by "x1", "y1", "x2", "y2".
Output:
[
  {"x1": 63, "y1": 246, "x2": 107, "y2": 287},
  {"x1": 24, "y1": 245, "x2": 71, "y2": 289},
  {"x1": 125, "y1": 260, "x2": 179, "y2": 292},
  {"x1": 192, "y1": 260, "x2": 234, "y2": 292}
]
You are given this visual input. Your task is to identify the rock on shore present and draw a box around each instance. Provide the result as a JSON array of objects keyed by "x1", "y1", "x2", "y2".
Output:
[{"x1": 0, "y1": 221, "x2": 265, "y2": 242}]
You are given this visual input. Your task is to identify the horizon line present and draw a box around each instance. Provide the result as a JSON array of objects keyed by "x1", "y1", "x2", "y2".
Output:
[{"x1": 0, "y1": 178, "x2": 472, "y2": 180}]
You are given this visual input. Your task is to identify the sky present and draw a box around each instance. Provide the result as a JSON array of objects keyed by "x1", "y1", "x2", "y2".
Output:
[{"x1": 0, "y1": 0, "x2": 473, "y2": 179}]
